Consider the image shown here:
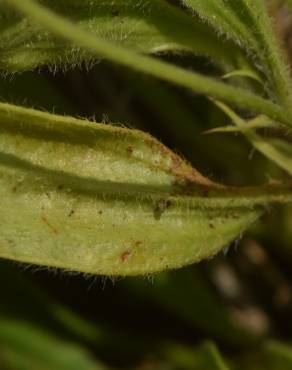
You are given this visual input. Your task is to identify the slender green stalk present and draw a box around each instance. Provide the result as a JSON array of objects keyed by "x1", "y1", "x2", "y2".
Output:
[
  {"x1": 3, "y1": 0, "x2": 292, "y2": 128},
  {"x1": 212, "y1": 100, "x2": 292, "y2": 176}
]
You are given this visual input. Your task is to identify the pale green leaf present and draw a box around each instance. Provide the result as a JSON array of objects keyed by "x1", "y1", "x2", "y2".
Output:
[
  {"x1": 0, "y1": 102, "x2": 292, "y2": 276},
  {"x1": 222, "y1": 69, "x2": 264, "y2": 85},
  {"x1": 204, "y1": 115, "x2": 274, "y2": 134}
]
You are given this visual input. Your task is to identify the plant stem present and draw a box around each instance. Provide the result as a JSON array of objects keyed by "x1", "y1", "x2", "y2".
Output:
[{"x1": 3, "y1": 0, "x2": 292, "y2": 129}]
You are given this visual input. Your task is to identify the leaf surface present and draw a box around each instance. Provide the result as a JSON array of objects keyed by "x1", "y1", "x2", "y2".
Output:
[
  {"x1": 0, "y1": 102, "x2": 292, "y2": 275},
  {"x1": 3, "y1": 0, "x2": 292, "y2": 129},
  {"x1": 0, "y1": 319, "x2": 105, "y2": 370},
  {"x1": 0, "y1": 0, "x2": 238, "y2": 71}
]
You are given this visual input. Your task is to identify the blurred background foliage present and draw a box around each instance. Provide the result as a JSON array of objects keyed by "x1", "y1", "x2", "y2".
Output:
[{"x1": 0, "y1": 1, "x2": 292, "y2": 369}]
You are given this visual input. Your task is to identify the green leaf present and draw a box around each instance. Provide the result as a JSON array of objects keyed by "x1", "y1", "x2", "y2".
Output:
[
  {"x1": 0, "y1": 319, "x2": 105, "y2": 370},
  {"x1": 0, "y1": 260, "x2": 151, "y2": 361},
  {"x1": 263, "y1": 341, "x2": 292, "y2": 369},
  {"x1": 0, "y1": 101, "x2": 292, "y2": 276},
  {"x1": 194, "y1": 342, "x2": 231, "y2": 370},
  {"x1": 162, "y1": 341, "x2": 231, "y2": 370},
  {"x1": 233, "y1": 340, "x2": 292, "y2": 370},
  {"x1": 229, "y1": 0, "x2": 292, "y2": 108},
  {"x1": 222, "y1": 69, "x2": 264, "y2": 85},
  {"x1": 182, "y1": 0, "x2": 258, "y2": 52},
  {"x1": 204, "y1": 115, "x2": 274, "y2": 134},
  {"x1": 0, "y1": 0, "x2": 240, "y2": 71},
  {"x1": 2, "y1": 0, "x2": 292, "y2": 129},
  {"x1": 183, "y1": 0, "x2": 292, "y2": 107},
  {"x1": 212, "y1": 100, "x2": 292, "y2": 176}
]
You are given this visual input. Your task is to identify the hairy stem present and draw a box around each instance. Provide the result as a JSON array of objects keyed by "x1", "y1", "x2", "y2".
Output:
[{"x1": 3, "y1": 0, "x2": 292, "y2": 129}]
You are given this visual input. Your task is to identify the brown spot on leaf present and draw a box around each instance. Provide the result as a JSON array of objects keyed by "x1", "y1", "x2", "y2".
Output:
[
  {"x1": 226, "y1": 212, "x2": 240, "y2": 220},
  {"x1": 41, "y1": 216, "x2": 58, "y2": 235},
  {"x1": 134, "y1": 240, "x2": 143, "y2": 246},
  {"x1": 68, "y1": 210, "x2": 75, "y2": 217},
  {"x1": 126, "y1": 145, "x2": 134, "y2": 155},
  {"x1": 121, "y1": 251, "x2": 131, "y2": 262},
  {"x1": 154, "y1": 199, "x2": 172, "y2": 220},
  {"x1": 145, "y1": 133, "x2": 216, "y2": 186},
  {"x1": 209, "y1": 223, "x2": 215, "y2": 229}
]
